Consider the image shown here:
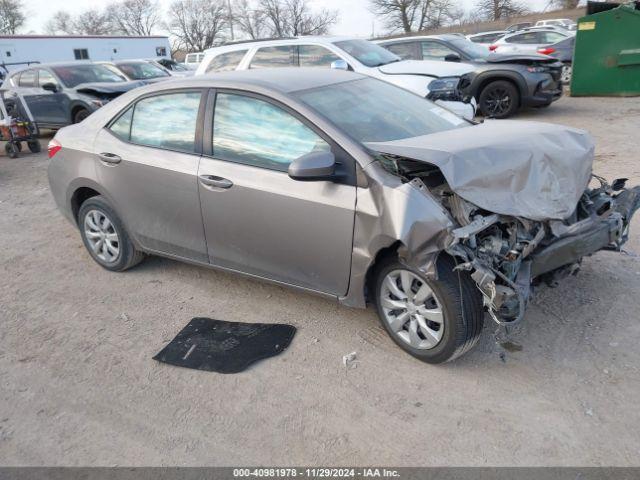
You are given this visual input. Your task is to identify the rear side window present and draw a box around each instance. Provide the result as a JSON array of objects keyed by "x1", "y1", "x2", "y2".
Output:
[
  {"x1": 212, "y1": 93, "x2": 329, "y2": 171},
  {"x1": 250, "y1": 46, "x2": 295, "y2": 69},
  {"x1": 384, "y1": 42, "x2": 418, "y2": 60},
  {"x1": 109, "y1": 107, "x2": 133, "y2": 140},
  {"x1": 110, "y1": 92, "x2": 202, "y2": 152},
  {"x1": 506, "y1": 32, "x2": 540, "y2": 44},
  {"x1": 18, "y1": 70, "x2": 36, "y2": 87},
  {"x1": 542, "y1": 32, "x2": 566, "y2": 43},
  {"x1": 205, "y1": 50, "x2": 247, "y2": 73},
  {"x1": 298, "y1": 45, "x2": 341, "y2": 67}
]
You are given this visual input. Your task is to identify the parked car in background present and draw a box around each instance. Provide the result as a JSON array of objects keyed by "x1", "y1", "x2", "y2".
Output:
[
  {"x1": 537, "y1": 36, "x2": 575, "y2": 84},
  {"x1": 466, "y1": 30, "x2": 507, "y2": 47},
  {"x1": 519, "y1": 25, "x2": 576, "y2": 36},
  {"x1": 1, "y1": 62, "x2": 143, "y2": 127},
  {"x1": 377, "y1": 35, "x2": 563, "y2": 118},
  {"x1": 506, "y1": 22, "x2": 532, "y2": 32},
  {"x1": 99, "y1": 60, "x2": 173, "y2": 84},
  {"x1": 535, "y1": 18, "x2": 577, "y2": 30},
  {"x1": 184, "y1": 52, "x2": 205, "y2": 69},
  {"x1": 490, "y1": 29, "x2": 570, "y2": 54},
  {"x1": 47, "y1": 68, "x2": 640, "y2": 363},
  {"x1": 196, "y1": 37, "x2": 477, "y2": 120},
  {"x1": 153, "y1": 58, "x2": 194, "y2": 77}
]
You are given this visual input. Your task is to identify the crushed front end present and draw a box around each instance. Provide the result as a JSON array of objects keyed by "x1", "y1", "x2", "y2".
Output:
[{"x1": 378, "y1": 154, "x2": 640, "y2": 326}]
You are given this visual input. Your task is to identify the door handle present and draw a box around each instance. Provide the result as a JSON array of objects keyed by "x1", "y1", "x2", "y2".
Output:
[
  {"x1": 99, "y1": 152, "x2": 121, "y2": 164},
  {"x1": 199, "y1": 175, "x2": 233, "y2": 189}
]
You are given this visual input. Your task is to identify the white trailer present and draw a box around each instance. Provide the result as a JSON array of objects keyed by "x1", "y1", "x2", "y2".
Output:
[{"x1": 0, "y1": 35, "x2": 172, "y2": 72}]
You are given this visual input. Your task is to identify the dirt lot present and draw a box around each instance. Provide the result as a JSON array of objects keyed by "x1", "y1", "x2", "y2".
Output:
[{"x1": 1, "y1": 96, "x2": 640, "y2": 467}]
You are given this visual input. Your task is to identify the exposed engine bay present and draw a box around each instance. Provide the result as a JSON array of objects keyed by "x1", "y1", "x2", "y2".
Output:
[{"x1": 378, "y1": 154, "x2": 640, "y2": 326}]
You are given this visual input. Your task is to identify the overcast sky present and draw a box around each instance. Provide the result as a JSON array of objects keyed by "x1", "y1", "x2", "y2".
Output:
[{"x1": 23, "y1": 0, "x2": 551, "y2": 37}]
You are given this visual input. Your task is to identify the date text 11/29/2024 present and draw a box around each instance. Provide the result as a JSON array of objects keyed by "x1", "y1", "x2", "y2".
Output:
[{"x1": 233, "y1": 468, "x2": 400, "y2": 478}]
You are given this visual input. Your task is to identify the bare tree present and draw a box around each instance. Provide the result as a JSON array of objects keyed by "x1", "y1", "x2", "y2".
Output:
[
  {"x1": 107, "y1": 0, "x2": 161, "y2": 36},
  {"x1": 233, "y1": 0, "x2": 267, "y2": 39},
  {"x1": 0, "y1": 0, "x2": 25, "y2": 34},
  {"x1": 72, "y1": 9, "x2": 115, "y2": 35},
  {"x1": 370, "y1": 0, "x2": 454, "y2": 33},
  {"x1": 168, "y1": 0, "x2": 229, "y2": 51},
  {"x1": 257, "y1": 0, "x2": 337, "y2": 37},
  {"x1": 475, "y1": 0, "x2": 528, "y2": 20},
  {"x1": 45, "y1": 11, "x2": 75, "y2": 34},
  {"x1": 369, "y1": 0, "x2": 418, "y2": 33}
]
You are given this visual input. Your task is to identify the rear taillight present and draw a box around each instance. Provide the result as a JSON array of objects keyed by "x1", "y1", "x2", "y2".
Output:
[
  {"x1": 489, "y1": 45, "x2": 498, "y2": 52},
  {"x1": 537, "y1": 47, "x2": 556, "y2": 55},
  {"x1": 48, "y1": 138, "x2": 62, "y2": 158}
]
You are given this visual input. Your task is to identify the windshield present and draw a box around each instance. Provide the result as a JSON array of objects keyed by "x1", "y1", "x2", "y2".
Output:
[
  {"x1": 333, "y1": 39, "x2": 401, "y2": 67},
  {"x1": 51, "y1": 64, "x2": 126, "y2": 88},
  {"x1": 449, "y1": 38, "x2": 491, "y2": 60},
  {"x1": 295, "y1": 78, "x2": 468, "y2": 143},
  {"x1": 116, "y1": 62, "x2": 170, "y2": 80}
]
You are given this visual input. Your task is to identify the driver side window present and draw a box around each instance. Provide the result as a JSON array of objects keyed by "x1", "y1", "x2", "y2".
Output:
[
  {"x1": 421, "y1": 41, "x2": 457, "y2": 60},
  {"x1": 212, "y1": 93, "x2": 330, "y2": 171}
]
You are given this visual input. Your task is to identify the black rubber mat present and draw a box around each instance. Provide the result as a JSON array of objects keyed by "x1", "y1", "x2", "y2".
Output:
[{"x1": 153, "y1": 318, "x2": 296, "y2": 374}]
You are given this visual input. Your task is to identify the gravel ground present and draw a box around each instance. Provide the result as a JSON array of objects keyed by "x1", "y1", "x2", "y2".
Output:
[{"x1": 1, "y1": 96, "x2": 640, "y2": 467}]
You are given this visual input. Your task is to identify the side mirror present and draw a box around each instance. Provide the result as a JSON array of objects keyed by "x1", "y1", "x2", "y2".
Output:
[
  {"x1": 41, "y1": 82, "x2": 58, "y2": 92},
  {"x1": 444, "y1": 53, "x2": 461, "y2": 62},
  {"x1": 288, "y1": 151, "x2": 336, "y2": 181},
  {"x1": 330, "y1": 59, "x2": 349, "y2": 71}
]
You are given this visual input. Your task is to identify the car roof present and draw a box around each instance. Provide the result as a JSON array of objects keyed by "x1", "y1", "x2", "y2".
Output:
[
  {"x1": 135, "y1": 67, "x2": 365, "y2": 94},
  {"x1": 467, "y1": 30, "x2": 507, "y2": 36},
  {"x1": 8, "y1": 61, "x2": 95, "y2": 76},
  {"x1": 203, "y1": 36, "x2": 356, "y2": 55},
  {"x1": 377, "y1": 34, "x2": 465, "y2": 43}
]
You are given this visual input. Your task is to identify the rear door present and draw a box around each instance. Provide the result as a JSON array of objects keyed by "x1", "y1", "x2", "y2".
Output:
[
  {"x1": 197, "y1": 90, "x2": 356, "y2": 295},
  {"x1": 94, "y1": 89, "x2": 208, "y2": 262}
]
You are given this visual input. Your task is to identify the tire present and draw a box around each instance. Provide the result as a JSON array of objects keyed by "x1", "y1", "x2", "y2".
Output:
[
  {"x1": 479, "y1": 80, "x2": 520, "y2": 119},
  {"x1": 561, "y1": 64, "x2": 572, "y2": 85},
  {"x1": 27, "y1": 140, "x2": 41, "y2": 153},
  {"x1": 73, "y1": 108, "x2": 90, "y2": 124},
  {"x1": 15, "y1": 142, "x2": 22, "y2": 152},
  {"x1": 4, "y1": 142, "x2": 18, "y2": 158},
  {"x1": 78, "y1": 195, "x2": 145, "y2": 272},
  {"x1": 373, "y1": 254, "x2": 484, "y2": 364}
]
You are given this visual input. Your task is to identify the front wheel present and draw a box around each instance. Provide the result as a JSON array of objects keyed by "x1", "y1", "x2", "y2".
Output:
[
  {"x1": 373, "y1": 255, "x2": 484, "y2": 364},
  {"x1": 78, "y1": 196, "x2": 145, "y2": 271},
  {"x1": 4, "y1": 142, "x2": 18, "y2": 158},
  {"x1": 479, "y1": 80, "x2": 520, "y2": 119},
  {"x1": 73, "y1": 108, "x2": 90, "y2": 124}
]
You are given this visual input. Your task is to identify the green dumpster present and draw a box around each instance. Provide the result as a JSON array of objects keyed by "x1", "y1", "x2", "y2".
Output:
[{"x1": 571, "y1": 4, "x2": 640, "y2": 96}]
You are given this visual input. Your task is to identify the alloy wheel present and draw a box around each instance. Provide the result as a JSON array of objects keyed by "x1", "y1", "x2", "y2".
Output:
[
  {"x1": 484, "y1": 87, "x2": 512, "y2": 117},
  {"x1": 83, "y1": 209, "x2": 120, "y2": 263},
  {"x1": 379, "y1": 269, "x2": 444, "y2": 350}
]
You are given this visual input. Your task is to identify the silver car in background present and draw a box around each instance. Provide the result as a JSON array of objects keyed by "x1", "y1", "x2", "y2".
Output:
[{"x1": 47, "y1": 69, "x2": 640, "y2": 364}]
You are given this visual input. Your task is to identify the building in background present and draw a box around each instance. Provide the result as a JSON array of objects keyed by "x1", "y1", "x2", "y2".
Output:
[{"x1": 0, "y1": 35, "x2": 171, "y2": 72}]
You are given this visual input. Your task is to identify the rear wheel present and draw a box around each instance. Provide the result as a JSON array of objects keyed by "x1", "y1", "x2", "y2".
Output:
[
  {"x1": 73, "y1": 108, "x2": 90, "y2": 124},
  {"x1": 561, "y1": 64, "x2": 573, "y2": 85},
  {"x1": 78, "y1": 196, "x2": 145, "y2": 271},
  {"x1": 479, "y1": 80, "x2": 520, "y2": 119},
  {"x1": 373, "y1": 255, "x2": 484, "y2": 364}
]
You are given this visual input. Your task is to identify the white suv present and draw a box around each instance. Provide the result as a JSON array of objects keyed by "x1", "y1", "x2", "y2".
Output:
[{"x1": 195, "y1": 37, "x2": 477, "y2": 119}]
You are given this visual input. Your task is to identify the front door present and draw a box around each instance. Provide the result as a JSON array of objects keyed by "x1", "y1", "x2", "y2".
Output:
[
  {"x1": 25, "y1": 69, "x2": 69, "y2": 125},
  {"x1": 198, "y1": 91, "x2": 356, "y2": 295},
  {"x1": 94, "y1": 90, "x2": 208, "y2": 262}
]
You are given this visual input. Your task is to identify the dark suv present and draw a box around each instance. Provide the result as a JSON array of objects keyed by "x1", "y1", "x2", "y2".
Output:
[
  {"x1": 1, "y1": 62, "x2": 144, "y2": 128},
  {"x1": 377, "y1": 34, "x2": 563, "y2": 118}
]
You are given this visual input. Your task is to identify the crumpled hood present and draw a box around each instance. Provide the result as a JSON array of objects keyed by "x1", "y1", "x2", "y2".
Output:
[
  {"x1": 75, "y1": 80, "x2": 144, "y2": 95},
  {"x1": 378, "y1": 59, "x2": 475, "y2": 77},
  {"x1": 485, "y1": 53, "x2": 559, "y2": 64},
  {"x1": 366, "y1": 120, "x2": 595, "y2": 221}
]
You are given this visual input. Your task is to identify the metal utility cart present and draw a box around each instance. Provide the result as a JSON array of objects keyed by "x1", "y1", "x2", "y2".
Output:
[{"x1": 0, "y1": 90, "x2": 40, "y2": 158}]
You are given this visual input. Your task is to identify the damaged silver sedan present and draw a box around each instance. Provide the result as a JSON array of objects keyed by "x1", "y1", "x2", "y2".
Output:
[{"x1": 47, "y1": 69, "x2": 640, "y2": 363}]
